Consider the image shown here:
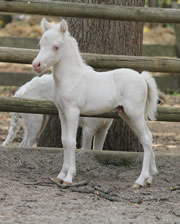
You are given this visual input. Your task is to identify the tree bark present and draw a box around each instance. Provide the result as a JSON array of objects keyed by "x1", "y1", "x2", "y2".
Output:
[
  {"x1": 148, "y1": 0, "x2": 158, "y2": 7},
  {"x1": 38, "y1": 0, "x2": 145, "y2": 151}
]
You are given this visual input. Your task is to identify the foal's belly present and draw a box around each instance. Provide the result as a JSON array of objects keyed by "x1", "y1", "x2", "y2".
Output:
[
  {"x1": 80, "y1": 76, "x2": 119, "y2": 115},
  {"x1": 81, "y1": 96, "x2": 118, "y2": 115}
]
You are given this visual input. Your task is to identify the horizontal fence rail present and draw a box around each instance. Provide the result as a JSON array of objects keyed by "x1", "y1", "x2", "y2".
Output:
[
  {"x1": 1, "y1": 47, "x2": 180, "y2": 73},
  {"x1": 0, "y1": 37, "x2": 177, "y2": 57},
  {"x1": 0, "y1": 72, "x2": 35, "y2": 86},
  {"x1": 0, "y1": 37, "x2": 39, "y2": 50},
  {"x1": 142, "y1": 45, "x2": 176, "y2": 57},
  {"x1": 0, "y1": 97, "x2": 180, "y2": 122},
  {"x1": 1, "y1": 0, "x2": 180, "y2": 23},
  {"x1": 1, "y1": 72, "x2": 180, "y2": 94}
]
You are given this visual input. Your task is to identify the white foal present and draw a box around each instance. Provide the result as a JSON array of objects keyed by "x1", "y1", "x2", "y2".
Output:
[
  {"x1": 2, "y1": 74, "x2": 112, "y2": 149},
  {"x1": 2, "y1": 74, "x2": 53, "y2": 147},
  {"x1": 79, "y1": 117, "x2": 113, "y2": 150},
  {"x1": 32, "y1": 18, "x2": 159, "y2": 188}
]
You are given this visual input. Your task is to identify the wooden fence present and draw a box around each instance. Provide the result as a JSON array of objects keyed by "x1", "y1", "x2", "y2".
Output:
[
  {"x1": 0, "y1": 0, "x2": 180, "y2": 121},
  {"x1": 0, "y1": 36, "x2": 177, "y2": 57},
  {"x1": 1, "y1": 47, "x2": 180, "y2": 73},
  {"x1": 0, "y1": 36, "x2": 179, "y2": 92},
  {"x1": 1, "y1": 97, "x2": 180, "y2": 122},
  {"x1": 1, "y1": 0, "x2": 180, "y2": 23},
  {"x1": 0, "y1": 37, "x2": 179, "y2": 92}
]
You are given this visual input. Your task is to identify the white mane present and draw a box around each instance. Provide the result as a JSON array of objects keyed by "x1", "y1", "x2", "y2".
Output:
[
  {"x1": 63, "y1": 28, "x2": 93, "y2": 70},
  {"x1": 67, "y1": 34, "x2": 94, "y2": 70},
  {"x1": 50, "y1": 22, "x2": 85, "y2": 67},
  {"x1": 68, "y1": 35, "x2": 86, "y2": 67}
]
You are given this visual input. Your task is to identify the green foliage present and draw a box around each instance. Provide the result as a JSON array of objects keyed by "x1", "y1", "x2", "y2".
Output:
[
  {"x1": 169, "y1": 91, "x2": 180, "y2": 96},
  {"x1": 0, "y1": 86, "x2": 17, "y2": 95},
  {"x1": 146, "y1": 0, "x2": 180, "y2": 6}
]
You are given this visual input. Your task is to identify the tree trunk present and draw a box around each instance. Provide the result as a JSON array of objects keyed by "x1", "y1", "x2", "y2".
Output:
[
  {"x1": 38, "y1": 0, "x2": 145, "y2": 151},
  {"x1": 148, "y1": 0, "x2": 158, "y2": 7}
]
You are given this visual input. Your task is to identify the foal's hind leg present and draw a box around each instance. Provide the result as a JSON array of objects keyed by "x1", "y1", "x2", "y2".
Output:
[
  {"x1": 120, "y1": 111, "x2": 156, "y2": 188},
  {"x1": 93, "y1": 120, "x2": 113, "y2": 150},
  {"x1": 81, "y1": 127, "x2": 95, "y2": 149},
  {"x1": 144, "y1": 125, "x2": 158, "y2": 186},
  {"x1": 93, "y1": 128, "x2": 108, "y2": 150}
]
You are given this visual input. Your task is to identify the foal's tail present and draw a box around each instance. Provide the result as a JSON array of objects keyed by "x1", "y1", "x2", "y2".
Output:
[
  {"x1": 141, "y1": 71, "x2": 158, "y2": 120},
  {"x1": 2, "y1": 113, "x2": 20, "y2": 147}
]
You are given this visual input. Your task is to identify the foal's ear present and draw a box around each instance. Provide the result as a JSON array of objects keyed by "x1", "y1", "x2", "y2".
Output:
[
  {"x1": 41, "y1": 18, "x2": 52, "y2": 32},
  {"x1": 60, "y1": 19, "x2": 68, "y2": 33}
]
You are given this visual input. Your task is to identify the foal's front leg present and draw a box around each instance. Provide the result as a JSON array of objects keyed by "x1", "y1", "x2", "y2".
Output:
[{"x1": 56, "y1": 108, "x2": 80, "y2": 184}]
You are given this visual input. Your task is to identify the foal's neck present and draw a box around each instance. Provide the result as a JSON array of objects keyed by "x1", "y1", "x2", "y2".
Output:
[
  {"x1": 59, "y1": 36, "x2": 84, "y2": 69},
  {"x1": 53, "y1": 35, "x2": 86, "y2": 85}
]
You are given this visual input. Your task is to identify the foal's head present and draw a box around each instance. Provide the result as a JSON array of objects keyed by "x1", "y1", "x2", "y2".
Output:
[{"x1": 32, "y1": 18, "x2": 68, "y2": 73}]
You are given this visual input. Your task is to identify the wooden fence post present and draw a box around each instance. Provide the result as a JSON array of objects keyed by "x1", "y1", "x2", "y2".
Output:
[{"x1": 173, "y1": 2, "x2": 180, "y2": 57}]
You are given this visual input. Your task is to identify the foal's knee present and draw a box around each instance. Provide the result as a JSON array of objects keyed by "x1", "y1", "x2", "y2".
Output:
[
  {"x1": 141, "y1": 133, "x2": 152, "y2": 147},
  {"x1": 83, "y1": 127, "x2": 96, "y2": 137},
  {"x1": 62, "y1": 137, "x2": 76, "y2": 149},
  {"x1": 147, "y1": 129, "x2": 153, "y2": 142}
]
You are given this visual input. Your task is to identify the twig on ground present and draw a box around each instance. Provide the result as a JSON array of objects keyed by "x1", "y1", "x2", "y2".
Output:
[
  {"x1": 49, "y1": 176, "x2": 123, "y2": 202},
  {"x1": 170, "y1": 186, "x2": 180, "y2": 191},
  {"x1": 172, "y1": 209, "x2": 180, "y2": 217},
  {"x1": 71, "y1": 187, "x2": 123, "y2": 202},
  {"x1": 88, "y1": 181, "x2": 113, "y2": 194},
  {"x1": 49, "y1": 177, "x2": 170, "y2": 203},
  {"x1": 21, "y1": 181, "x2": 55, "y2": 187},
  {"x1": 48, "y1": 176, "x2": 88, "y2": 189}
]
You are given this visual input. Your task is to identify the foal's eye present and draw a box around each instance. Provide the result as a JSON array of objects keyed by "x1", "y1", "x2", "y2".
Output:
[{"x1": 53, "y1": 46, "x2": 59, "y2": 51}]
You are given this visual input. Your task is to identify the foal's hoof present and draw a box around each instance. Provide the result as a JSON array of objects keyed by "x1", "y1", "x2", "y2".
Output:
[
  {"x1": 132, "y1": 183, "x2": 142, "y2": 189},
  {"x1": 56, "y1": 178, "x2": 63, "y2": 184},
  {"x1": 144, "y1": 181, "x2": 151, "y2": 188},
  {"x1": 62, "y1": 181, "x2": 72, "y2": 185}
]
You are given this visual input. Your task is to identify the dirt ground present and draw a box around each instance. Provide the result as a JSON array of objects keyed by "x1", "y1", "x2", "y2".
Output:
[
  {"x1": 0, "y1": 89, "x2": 180, "y2": 224},
  {"x1": 0, "y1": 109, "x2": 180, "y2": 224},
  {"x1": 0, "y1": 16, "x2": 180, "y2": 224},
  {"x1": 0, "y1": 146, "x2": 179, "y2": 224}
]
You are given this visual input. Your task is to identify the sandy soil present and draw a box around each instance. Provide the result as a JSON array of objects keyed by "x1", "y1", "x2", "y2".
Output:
[
  {"x1": 0, "y1": 106, "x2": 180, "y2": 224},
  {"x1": 143, "y1": 26, "x2": 175, "y2": 45},
  {"x1": 0, "y1": 147, "x2": 180, "y2": 224}
]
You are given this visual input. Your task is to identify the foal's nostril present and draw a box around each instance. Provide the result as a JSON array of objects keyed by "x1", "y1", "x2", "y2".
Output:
[
  {"x1": 33, "y1": 61, "x2": 41, "y2": 72},
  {"x1": 37, "y1": 62, "x2": 41, "y2": 67}
]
